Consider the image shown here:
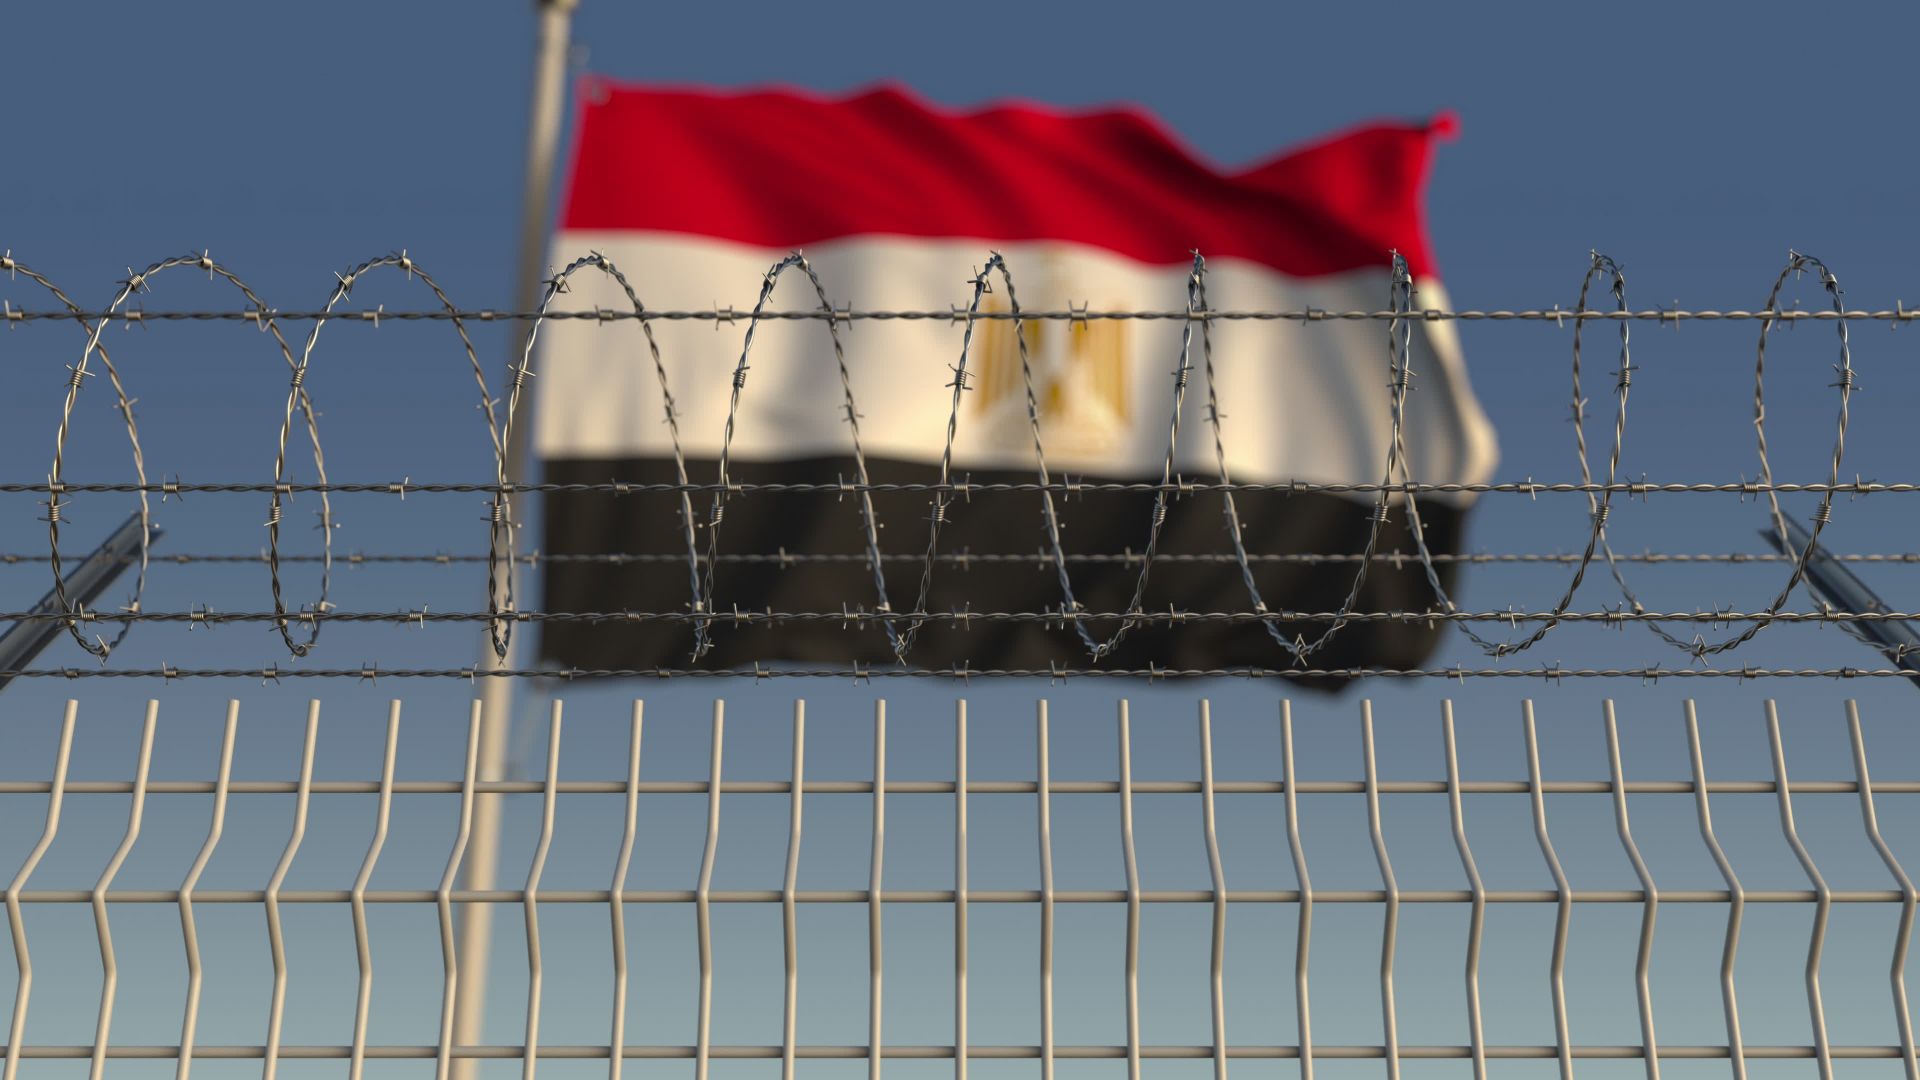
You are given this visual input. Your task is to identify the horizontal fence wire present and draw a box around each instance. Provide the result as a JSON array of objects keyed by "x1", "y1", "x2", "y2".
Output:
[
  {"x1": 9, "y1": 667, "x2": 1920, "y2": 681},
  {"x1": 1, "y1": 696, "x2": 1915, "y2": 1073},
  {"x1": 8, "y1": 551, "x2": 1920, "y2": 567},
  {"x1": 1, "y1": 246, "x2": 1907, "y2": 676}
]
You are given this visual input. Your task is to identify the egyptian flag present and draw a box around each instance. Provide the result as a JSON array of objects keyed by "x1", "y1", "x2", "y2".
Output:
[{"x1": 535, "y1": 81, "x2": 1497, "y2": 673}]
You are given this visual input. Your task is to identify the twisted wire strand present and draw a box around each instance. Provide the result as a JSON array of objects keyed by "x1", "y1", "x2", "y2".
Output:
[
  {"x1": 1393, "y1": 253, "x2": 1634, "y2": 658},
  {"x1": 515, "y1": 252, "x2": 703, "y2": 659},
  {"x1": 3, "y1": 255, "x2": 151, "y2": 658},
  {"x1": 275, "y1": 252, "x2": 502, "y2": 657},
  {"x1": 959, "y1": 255, "x2": 1094, "y2": 657},
  {"x1": 12, "y1": 607, "x2": 1920, "y2": 626},
  {"x1": 6, "y1": 666, "x2": 1920, "y2": 681},
  {"x1": 699, "y1": 254, "x2": 901, "y2": 660},
  {"x1": 893, "y1": 255, "x2": 1002, "y2": 660},
  {"x1": 1080, "y1": 253, "x2": 1209, "y2": 661},
  {"x1": 55, "y1": 253, "x2": 328, "y2": 661},
  {"x1": 12, "y1": 307, "x2": 1920, "y2": 323},
  {"x1": 1595, "y1": 253, "x2": 1852, "y2": 659},
  {"x1": 1, "y1": 246, "x2": 1899, "y2": 674},
  {"x1": 11, "y1": 480, "x2": 1920, "y2": 495},
  {"x1": 1233, "y1": 252, "x2": 1420, "y2": 666},
  {"x1": 9, "y1": 550, "x2": 1920, "y2": 567}
]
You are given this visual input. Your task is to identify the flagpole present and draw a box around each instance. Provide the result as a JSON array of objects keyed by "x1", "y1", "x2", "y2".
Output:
[{"x1": 455, "y1": 0, "x2": 579, "y2": 1070}]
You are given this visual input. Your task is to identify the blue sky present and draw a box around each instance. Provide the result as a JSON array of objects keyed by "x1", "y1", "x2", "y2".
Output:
[{"x1": 3, "y1": 0, "x2": 1920, "y2": 1068}]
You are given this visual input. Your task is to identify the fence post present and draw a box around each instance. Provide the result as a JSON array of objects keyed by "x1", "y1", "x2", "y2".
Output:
[{"x1": 456, "y1": 0, "x2": 580, "y2": 1072}]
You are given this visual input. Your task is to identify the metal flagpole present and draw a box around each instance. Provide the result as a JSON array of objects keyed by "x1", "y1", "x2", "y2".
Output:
[{"x1": 454, "y1": 0, "x2": 580, "y2": 1070}]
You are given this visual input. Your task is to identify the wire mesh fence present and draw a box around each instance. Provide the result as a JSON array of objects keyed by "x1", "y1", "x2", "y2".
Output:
[
  {"x1": 1, "y1": 694, "x2": 1916, "y2": 1077},
  {"x1": 7, "y1": 245, "x2": 1920, "y2": 1076}
]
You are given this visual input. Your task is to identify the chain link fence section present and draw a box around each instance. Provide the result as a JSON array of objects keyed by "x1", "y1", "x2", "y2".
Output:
[{"x1": 1, "y1": 695, "x2": 1916, "y2": 1076}]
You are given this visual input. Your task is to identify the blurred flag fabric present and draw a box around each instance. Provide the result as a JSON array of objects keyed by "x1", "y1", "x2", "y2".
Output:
[{"x1": 535, "y1": 80, "x2": 1497, "y2": 673}]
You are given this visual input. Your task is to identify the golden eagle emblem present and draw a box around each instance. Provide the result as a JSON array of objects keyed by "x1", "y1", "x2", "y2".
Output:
[{"x1": 969, "y1": 299, "x2": 1130, "y2": 456}]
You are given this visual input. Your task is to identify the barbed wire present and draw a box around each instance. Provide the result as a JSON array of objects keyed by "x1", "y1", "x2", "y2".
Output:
[
  {"x1": 10, "y1": 307, "x2": 1920, "y2": 323},
  {"x1": 10, "y1": 608, "x2": 1920, "y2": 626},
  {"x1": 15, "y1": 479, "x2": 1916, "y2": 495},
  {"x1": 5, "y1": 246, "x2": 1910, "y2": 676},
  {"x1": 8, "y1": 550, "x2": 1920, "y2": 567},
  {"x1": 0, "y1": 667, "x2": 1915, "y2": 682}
]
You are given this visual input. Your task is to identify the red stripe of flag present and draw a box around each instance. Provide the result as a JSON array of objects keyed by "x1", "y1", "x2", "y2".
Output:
[{"x1": 560, "y1": 79, "x2": 1456, "y2": 279}]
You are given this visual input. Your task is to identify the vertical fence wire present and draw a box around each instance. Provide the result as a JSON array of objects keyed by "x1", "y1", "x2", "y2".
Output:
[
  {"x1": 3, "y1": 701, "x2": 77, "y2": 1080},
  {"x1": 1279, "y1": 700, "x2": 1313, "y2": 1080},
  {"x1": 1037, "y1": 701, "x2": 1055, "y2": 1080},
  {"x1": 1523, "y1": 702, "x2": 1575, "y2": 1080},
  {"x1": 1684, "y1": 702, "x2": 1747, "y2": 1080},
  {"x1": 437, "y1": 703, "x2": 483, "y2": 1080},
  {"x1": 1603, "y1": 701, "x2": 1661, "y2": 1080},
  {"x1": 608, "y1": 701, "x2": 643, "y2": 1080},
  {"x1": 348, "y1": 702, "x2": 401, "y2": 1080},
  {"x1": 521, "y1": 702, "x2": 563, "y2": 1080},
  {"x1": 1766, "y1": 702, "x2": 1833, "y2": 1080},
  {"x1": 695, "y1": 701, "x2": 723, "y2": 1080},
  {"x1": 1361, "y1": 701, "x2": 1400, "y2": 1080},
  {"x1": 1199, "y1": 701, "x2": 1229, "y2": 1080},
  {"x1": 1442, "y1": 702, "x2": 1488, "y2": 1080},
  {"x1": 88, "y1": 701, "x2": 157, "y2": 1080},
  {"x1": 869, "y1": 701, "x2": 887, "y2": 1080},
  {"x1": 784, "y1": 701, "x2": 805, "y2": 1080},
  {"x1": 953, "y1": 700, "x2": 968, "y2": 1080},
  {"x1": 1118, "y1": 700, "x2": 1143, "y2": 1080},
  {"x1": 1847, "y1": 700, "x2": 1919, "y2": 1080},
  {"x1": 177, "y1": 701, "x2": 237, "y2": 1080},
  {"x1": 261, "y1": 701, "x2": 318, "y2": 1080}
]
